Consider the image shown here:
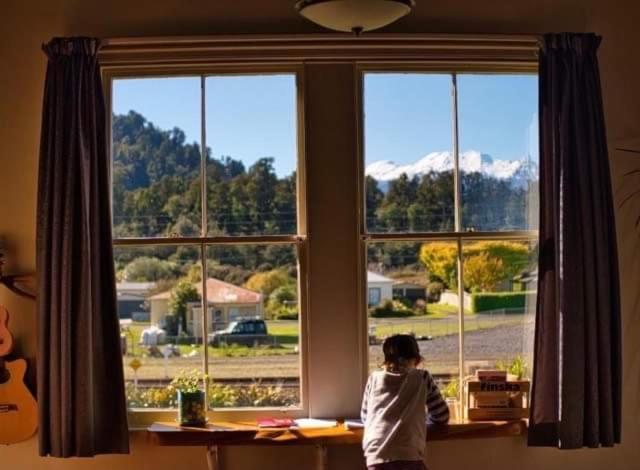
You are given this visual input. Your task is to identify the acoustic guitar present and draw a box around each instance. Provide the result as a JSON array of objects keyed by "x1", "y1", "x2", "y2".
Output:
[
  {"x1": 0, "y1": 358, "x2": 38, "y2": 444},
  {"x1": 0, "y1": 305, "x2": 13, "y2": 357},
  {"x1": 0, "y1": 305, "x2": 38, "y2": 444}
]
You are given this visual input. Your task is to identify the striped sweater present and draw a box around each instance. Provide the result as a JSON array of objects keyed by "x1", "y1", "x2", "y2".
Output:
[{"x1": 361, "y1": 368, "x2": 449, "y2": 466}]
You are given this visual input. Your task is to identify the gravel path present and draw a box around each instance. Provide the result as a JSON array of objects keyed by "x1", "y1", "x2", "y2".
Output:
[
  {"x1": 125, "y1": 323, "x2": 534, "y2": 382},
  {"x1": 369, "y1": 322, "x2": 534, "y2": 375}
]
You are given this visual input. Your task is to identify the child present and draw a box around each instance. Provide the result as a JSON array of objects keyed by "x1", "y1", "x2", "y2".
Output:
[{"x1": 361, "y1": 334, "x2": 450, "y2": 470}]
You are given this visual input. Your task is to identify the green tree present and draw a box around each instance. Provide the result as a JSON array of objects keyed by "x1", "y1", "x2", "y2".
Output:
[
  {"x1": 122, "y1": 256, "x2": 180, "y2": 282},
  {"x1": 377, "y1": 173, "x2": 418, "y2": 231},
  {"x1": 169, "y1": 280, "x2": 201, "y2": 332},
  {"x1": 267, "y1": 284, "x2": 298, "y2": 319},
  {"x1": 365, "y1": 176, "x2": 384, "y2": 230}
]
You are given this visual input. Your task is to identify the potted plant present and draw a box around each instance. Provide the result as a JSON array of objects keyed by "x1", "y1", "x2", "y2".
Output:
[{"x1": 171, "y1": 369, "x2": 207, "y2": 426}]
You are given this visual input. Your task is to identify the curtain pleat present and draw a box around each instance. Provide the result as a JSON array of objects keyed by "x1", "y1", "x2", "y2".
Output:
[
  {"x1": 36, "y1": 37, "x2": 129, "y2": 457},
  {"x1": 528, "y1": 33, "x2": 622, "y2": 449}
]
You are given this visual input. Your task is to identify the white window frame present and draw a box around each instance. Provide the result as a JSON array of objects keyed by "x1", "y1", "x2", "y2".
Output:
[
  {"x1": 104, "y1": 65, "x2": 310, "y2": 425},
  {"x1": 356, "y1": 65, "x2": 539, "y2": 411},
  {"x1": 100, "y1": 34, "x2": 540, "y2": 424}
]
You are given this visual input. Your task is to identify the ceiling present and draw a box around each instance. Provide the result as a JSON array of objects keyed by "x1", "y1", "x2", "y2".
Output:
[{"x1": 47, "y1": 0, "x2": 591, "y2": 38}]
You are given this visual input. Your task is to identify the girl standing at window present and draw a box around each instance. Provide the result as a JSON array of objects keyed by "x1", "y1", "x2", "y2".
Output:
[{"x1": 361, "y1": 334, "x2": 449, "y2": 470}]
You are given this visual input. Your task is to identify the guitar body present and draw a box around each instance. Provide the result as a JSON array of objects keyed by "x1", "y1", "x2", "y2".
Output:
[
  {"x1": 0, "y1": 306, "x2": 14, "y2": 357},
  {"x1": 0, "y1": 359, "x2": 38, "y2": 444}
]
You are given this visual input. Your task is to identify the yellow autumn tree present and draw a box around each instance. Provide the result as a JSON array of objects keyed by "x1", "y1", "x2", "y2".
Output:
[
  {"x1": 418, "y1": 242, "x2": 458, "y2": 286},
  {"x1": 463, "y1": 252, "x2": 506, "y2": 292},
  {"x1": 419, "y1": 241, "x2": 531, "y2": 292},
  {"x1": 244, "y1": 269, "x2": 292, "y2": 297}
]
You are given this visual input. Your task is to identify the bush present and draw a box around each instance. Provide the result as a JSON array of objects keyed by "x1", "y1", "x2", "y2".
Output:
[
  {"x1": 245, "y1": 269, "x2": 292, "y2": 297},
  {"x1": 426, "y1": 281, "x2": 444, "y2": 302},
  {"x1": 266, "y1": 284, "x2": 298, "y2": 319},
  {"x1": 370, "y1": 300, "x2": 414, "y2": 318},
  {"x1": 470, "y1": 291, "x2": 535, "y2": 313},
  {"x1": 496, "y1": 355, "x2": 529, "y2": 380},
  {"x1": 125, "y1": 381, "x2": 298, "y2": 409},
  {"x1": 274, "y1": 311, "x2": 299, "y2": 320}
]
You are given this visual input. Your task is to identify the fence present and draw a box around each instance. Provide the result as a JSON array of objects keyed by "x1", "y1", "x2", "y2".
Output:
[{"x1": 369, "y1": 308, "x2": 534, "y2": 339}]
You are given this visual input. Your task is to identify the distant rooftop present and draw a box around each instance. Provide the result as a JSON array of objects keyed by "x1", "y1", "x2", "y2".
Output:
[
  {"x1": 116, "y1": 282, "x2": 156, "y2": 292},
  {"x1": 148, "y1": 278, "x2": 262, "y2": 305},
  {"x1": 367, "y1": 271, "x2": 394, "y2": 283}
]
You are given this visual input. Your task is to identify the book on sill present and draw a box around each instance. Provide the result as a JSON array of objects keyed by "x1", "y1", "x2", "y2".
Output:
[
  {"x1": 292, "y1": 418, "x2": 338, "y2": 429},
  {"x1": 257, "y1": 418, "x2": 338, "y2": 429},
  {"x1": 476, "y1": 370, "x2": 507, "y2": 382},
  {"x1": 257, "y1": 418, "x2": 295, "y2": 428}
]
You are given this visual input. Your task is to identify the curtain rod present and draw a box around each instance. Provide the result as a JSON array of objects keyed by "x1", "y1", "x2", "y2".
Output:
[
  {"x1": 99, "y1": 33, "x2": 541, "y2": 68},
  {"x1": 102, "y1": 33, "x2": 542, "y2": 48}
]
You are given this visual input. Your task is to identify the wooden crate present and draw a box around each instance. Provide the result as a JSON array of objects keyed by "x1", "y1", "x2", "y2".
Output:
[{"x1": 466, "y1": 380, "x2": 530, "y2": 421}]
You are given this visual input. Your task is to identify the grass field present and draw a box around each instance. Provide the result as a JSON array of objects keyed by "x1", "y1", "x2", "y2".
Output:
[
  {"x1": 371, "y1": 314, "x2": 524, "y2": 339},
  {"x1": 122, "y1": 309, "x2": 519, "y2": 359},
  {"x1": 121, "y1": 312, "x2": 527, "y2": 382}
]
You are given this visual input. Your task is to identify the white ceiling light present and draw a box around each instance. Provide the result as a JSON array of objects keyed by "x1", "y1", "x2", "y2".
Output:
[{"x1": 296, "y1": 0, "x2": 415, "y2": 35}]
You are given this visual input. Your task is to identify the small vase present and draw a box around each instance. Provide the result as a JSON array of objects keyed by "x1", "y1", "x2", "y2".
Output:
[{"x1": 178, "y1": 390, "x2": 207, "y2": 426}]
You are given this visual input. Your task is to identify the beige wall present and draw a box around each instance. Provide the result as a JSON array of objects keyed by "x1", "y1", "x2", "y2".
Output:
[
  {"x1": 1, "y1": 0, "x2": 639, "y2": 469},
  {"x1": 149, "y1": 298, "x2": 169, "y2": 325}
]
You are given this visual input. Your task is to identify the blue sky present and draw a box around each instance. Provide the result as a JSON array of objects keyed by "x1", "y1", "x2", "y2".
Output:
[{"x1": 113, "y1": 73, "x2": 537, "y2": 177}]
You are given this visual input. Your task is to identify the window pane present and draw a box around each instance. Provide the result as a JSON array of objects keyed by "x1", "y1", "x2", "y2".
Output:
[
  {"x1": 461, "y1": 240, "x2": 537, "y2": 379},
  {"x1": 205, "y1": 244, "x2": 301, "y2": 408},
  {"x1": 364, "y1": 74, "x2": 454, "y2": 233},
  {"x1": 458, "y1": 75, "x2": 539, "y2": 231},
  {"x1": 206, "y1": 75, "x2": 298, "y2": 236},
  {"x1": 114, "y1": 245, "x2": 204, "y2": 409},
  {"x1": 367, "y1": 242, "x2": 461, "y2": 407},
  {"x1": 112, "y1": 77, "x2": 202, "y2": 238}
]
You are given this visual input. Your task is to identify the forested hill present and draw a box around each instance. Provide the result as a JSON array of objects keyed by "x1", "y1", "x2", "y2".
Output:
[
  {"x1": 112, "y1": 111, "x2": 297, "y2": 239},
  {"x1": 112, "y1": 110, "x2": 536, "y2": 271}
]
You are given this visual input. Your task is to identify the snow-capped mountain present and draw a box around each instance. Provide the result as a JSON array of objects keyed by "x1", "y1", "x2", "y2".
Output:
[{"x1": 365, "y1": 150, "x2": 538, "y2": 189}]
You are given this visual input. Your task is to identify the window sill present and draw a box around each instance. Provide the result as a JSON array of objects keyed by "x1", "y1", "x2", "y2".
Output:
[{"x1": 145, "y1": 419, "x2": 527, "y2": 446}]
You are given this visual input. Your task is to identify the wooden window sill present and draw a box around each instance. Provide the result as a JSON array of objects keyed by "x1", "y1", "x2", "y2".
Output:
[{"x1": 146, "y1": 419, "x2": 527, "y2": 447}]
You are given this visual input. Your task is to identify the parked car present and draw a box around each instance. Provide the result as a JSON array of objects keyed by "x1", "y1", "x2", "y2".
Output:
[{"x1": 208, "y1": 319, "x2": 275, "y2": 347}]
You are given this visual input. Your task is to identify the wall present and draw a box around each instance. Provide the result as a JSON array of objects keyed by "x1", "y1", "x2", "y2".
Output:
[{"x1": 1, "y1": 0, "x2": 639, "y2": 469}]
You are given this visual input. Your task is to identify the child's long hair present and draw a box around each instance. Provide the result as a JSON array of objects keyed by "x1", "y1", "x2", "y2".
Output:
[{"x1": 382, "y1": 334, "x2": 423, "y2": 371}]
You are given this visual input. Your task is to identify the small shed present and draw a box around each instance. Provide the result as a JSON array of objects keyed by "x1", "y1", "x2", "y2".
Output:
[{"x1": 392, "y1": 281, "x2": 427, "y2": 303}]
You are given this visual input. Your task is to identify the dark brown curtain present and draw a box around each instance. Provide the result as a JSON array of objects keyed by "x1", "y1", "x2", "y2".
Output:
[
  {"x1": 36, "y1": 37, "x2": 129, "y2": 457},
  {"x1": 529, "y1": 33, "x2": 622, "y2": 448}
]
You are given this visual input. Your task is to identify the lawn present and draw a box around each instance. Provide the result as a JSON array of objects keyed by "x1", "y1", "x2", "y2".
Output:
[
  {"x1": 121, "y1": 320, "x2": 299, "y2": 360},
  {"x1": 121, "y1": 315, "x2": 528, "y2": 382},
  {"x1": 370, "y1": 314, "x2": 525, "y2": 340},
  {"x1": 122, "y1": 312, "x2": 521, "y2": 359},
  {"x1": 424, "y1": 303, "x2": 463, "y2": 317}
]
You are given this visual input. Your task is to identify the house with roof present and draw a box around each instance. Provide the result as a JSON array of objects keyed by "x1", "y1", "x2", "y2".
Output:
[
  {"x1": 147, "y1": 278, "x2": 264, "y2": 336},
  {"x1": 367, "y1": 271, "x2": 394, "y2": 307},
  {"x1": 116, "y1": 281, "x2": 155, "y2": 321}
]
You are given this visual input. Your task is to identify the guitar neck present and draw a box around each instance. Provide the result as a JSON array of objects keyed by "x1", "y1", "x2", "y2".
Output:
[{"x1": 0, "y1": 404, "x2": 18, "y2": 413}]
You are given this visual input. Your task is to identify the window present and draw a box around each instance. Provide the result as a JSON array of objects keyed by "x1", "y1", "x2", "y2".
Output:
[
  {"x1": 111, "y1": 72, "x2": 305, "y2": 414},
  {"x1": 368, "y1": 287, "x2": 382, "y2": 306},
  {"x1": 363, "y1": 72, "x2": 538, "y2": 410}
]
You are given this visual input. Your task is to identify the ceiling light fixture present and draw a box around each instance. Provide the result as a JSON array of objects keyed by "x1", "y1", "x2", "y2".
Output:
[{"x1": 295, "y1": 0, "x2": 415, "y2": 35}]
